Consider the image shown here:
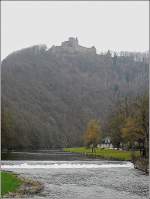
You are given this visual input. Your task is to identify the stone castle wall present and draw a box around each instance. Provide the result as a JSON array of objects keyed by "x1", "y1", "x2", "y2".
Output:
[{"x1": 49, "y1": 37, "x2": 96, "y2": 55}]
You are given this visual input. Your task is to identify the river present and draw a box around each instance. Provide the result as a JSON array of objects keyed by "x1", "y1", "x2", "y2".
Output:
[{"x1": 1, "y1": 150, "x2": 149, "y2": 199}]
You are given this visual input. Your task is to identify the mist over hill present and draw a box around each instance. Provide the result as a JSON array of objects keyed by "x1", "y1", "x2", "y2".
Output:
[{"x1": 1, "y1": 38, "x2": 149, "y2": 149}]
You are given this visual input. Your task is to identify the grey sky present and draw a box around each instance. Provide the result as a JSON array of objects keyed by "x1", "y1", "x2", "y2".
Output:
[{"x1": 1, "y1": 1, "x2": 149, "y2": 60}]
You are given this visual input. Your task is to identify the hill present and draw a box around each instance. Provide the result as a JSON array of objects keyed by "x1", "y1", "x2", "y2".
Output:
[{"x1": 1, "y1": 38, "x2": 149, "y2": 149}]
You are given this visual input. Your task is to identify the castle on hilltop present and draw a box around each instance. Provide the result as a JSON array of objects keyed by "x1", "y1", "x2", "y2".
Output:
[
  {"x1": 61, "y1": 37, "x2": 79, "y2": 48},
  {"x1": 49, "y1": 37, "x2": 96, "y2": 55}
]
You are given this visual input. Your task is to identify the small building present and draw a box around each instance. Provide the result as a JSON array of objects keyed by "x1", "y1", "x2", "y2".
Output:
[{"x1": 97, "y1": 137, "x2": 113, "y2": 149}]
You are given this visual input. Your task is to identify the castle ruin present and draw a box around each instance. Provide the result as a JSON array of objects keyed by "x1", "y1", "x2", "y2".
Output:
[{"x1": 49, "y1": 37, "x2": 96, "y2": 55}]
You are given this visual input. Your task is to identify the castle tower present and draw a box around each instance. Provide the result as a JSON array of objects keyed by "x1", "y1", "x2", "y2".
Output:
[
  {"x1": 68, "y1": 37, "x2": 79, "y2": 47},
  {"x1": 61, "y1": 37, "x2": 79, "y2": 48}
]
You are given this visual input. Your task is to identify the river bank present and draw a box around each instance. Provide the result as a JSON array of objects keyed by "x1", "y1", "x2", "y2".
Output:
[
  {"x1": 64, "y1": 147, "x2": 140, "y2": 161},
  {"x1": 1, "y1": 171, "x2": 22, "y2": 196},
  {"x1": 1, "y1": 171, "x2": 43, "y2": 198},
  {"x1": 133, "y1": 157, "x2": 149, "y2": 174}
]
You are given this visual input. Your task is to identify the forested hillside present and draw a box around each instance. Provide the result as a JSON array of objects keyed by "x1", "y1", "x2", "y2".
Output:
[{"x1": 1, "y1": 38, "x2": 149, "y2": 150}]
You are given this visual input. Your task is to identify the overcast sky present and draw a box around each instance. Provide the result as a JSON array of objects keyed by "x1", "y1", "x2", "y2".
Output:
[{"x1": 1, "y1": 1, "x2": 149, "y2": 60}]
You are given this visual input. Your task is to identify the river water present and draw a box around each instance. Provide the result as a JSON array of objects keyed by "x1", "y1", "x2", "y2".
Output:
[{"x1": 1, "y1": 150, "x2": 149, "y2": 199}]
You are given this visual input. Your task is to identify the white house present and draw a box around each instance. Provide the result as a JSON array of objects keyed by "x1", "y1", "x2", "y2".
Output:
[{"x1": 97, "y1": 137, "x2": 113, "y2": 149}]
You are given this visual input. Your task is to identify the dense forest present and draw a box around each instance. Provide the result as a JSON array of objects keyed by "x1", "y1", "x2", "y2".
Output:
[{"x1": 1, "y1": 38, "x2": 149, "y2": 150}]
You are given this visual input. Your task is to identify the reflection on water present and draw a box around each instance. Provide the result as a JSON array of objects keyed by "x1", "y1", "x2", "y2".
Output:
[
  {"x1": 1, "y1": 151, "x2": 149, "y2": 199},
  {"x1": 2, "y1": 150, "x2": 94, "y2": 161}
]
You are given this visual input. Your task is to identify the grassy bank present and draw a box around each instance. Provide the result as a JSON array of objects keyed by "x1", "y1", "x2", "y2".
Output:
[
  {"x1": 64, "y1": 147, "x2": 140, "y2": 161},
  {"x1": 1, "y1": 171, "x2": 43, "y2": 197},
  {"x1": 1, "y1": 171, "x2": 22, "y2": 196}
]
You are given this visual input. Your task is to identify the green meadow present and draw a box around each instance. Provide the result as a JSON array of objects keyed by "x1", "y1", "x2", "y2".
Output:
[
  {"x1": 64, "y1": 147, "x2": 140, "y2": 161},
  {"x1": 1, "y1": 171, "x2": 22, "y2": 196}
]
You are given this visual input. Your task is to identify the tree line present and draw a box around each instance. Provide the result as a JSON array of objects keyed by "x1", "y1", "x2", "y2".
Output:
[{"x1": 84, "y1": 94, "x2": 149, "y2": 159}]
